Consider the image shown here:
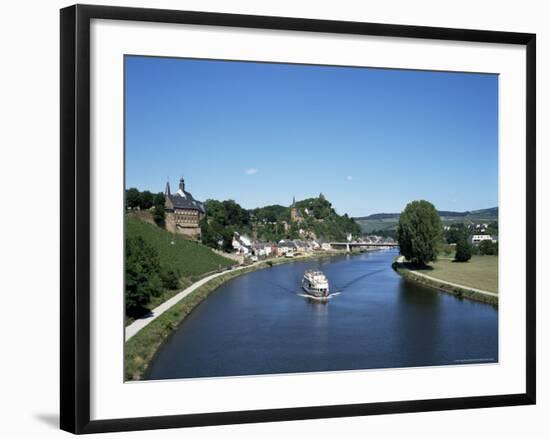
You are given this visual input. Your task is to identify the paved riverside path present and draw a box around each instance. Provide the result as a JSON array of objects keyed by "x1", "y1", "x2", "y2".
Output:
[
  {"x1": 395, "y1": 256, "x2": 498, "y2": 298},
  {"x1": 125, "y1": 264, "x2": 257, "y2": 341}
]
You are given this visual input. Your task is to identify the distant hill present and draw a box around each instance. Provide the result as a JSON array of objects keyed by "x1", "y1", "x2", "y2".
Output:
[
  {"x1": 468, "y1": 207, "x2": 499, "y2": 217},
  {"x1": 354, "y1": 207, "x2": 498, "y2": 233}
]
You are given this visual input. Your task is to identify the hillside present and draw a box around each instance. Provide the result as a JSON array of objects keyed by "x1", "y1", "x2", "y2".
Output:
[
  {"x1": 354, "y1": 207, "x2": 498, "y2": 233},
  {"x1": 250, "y1": 204, "x2": 290, "y2": 223},
  {"x1": 201, "y1": 195, "x2": 362, "y2": 246},
  {"x1": 293, "y1": 196, "x2": 361, "y2": 240},
  {"x1": 250, "y1": 196, "x2": 361, "y2": 242},
  {"x1": 126, "y1": 216, "x2": 234, "y2": 277}
]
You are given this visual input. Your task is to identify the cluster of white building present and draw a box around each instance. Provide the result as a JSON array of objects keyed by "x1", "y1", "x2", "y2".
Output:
[
  {"x1": 231, "y1": 232, "x2": 397, "y2": 261},
  {"x1": 442, "y1": 223, "x2": 498, "y2": 246},
  {"x1": 231, "y1": 233, "x2": 334, "y2": 260},
  {"x1": 470, "y1": 223, "x2": 498, "y2": 245},
  {"x1": 469, "y1": 234, "x2": 498, "y2": 245}
]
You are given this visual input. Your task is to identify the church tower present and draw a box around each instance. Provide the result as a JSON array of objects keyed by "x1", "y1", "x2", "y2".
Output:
[{"x1": 290, "y1": 196, "x2": 301, "y2": 222}]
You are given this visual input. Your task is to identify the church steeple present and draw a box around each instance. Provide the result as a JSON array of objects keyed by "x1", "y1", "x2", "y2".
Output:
[
  {"x1": 179, "y1": 177, "x2": 185, "y2": 192},
  {"x1": 165, "y1": 180, "x2": 171, "y2": 196},
  {"x1": 290, "y1": 196, "x2": 302, "y2": 223}
]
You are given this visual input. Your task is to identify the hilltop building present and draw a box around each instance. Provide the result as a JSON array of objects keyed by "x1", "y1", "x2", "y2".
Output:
[
  {"x1": 290, "y1": 196, "x2": 304, "y2": 223},
  {"x1": 164, "y1": 177, "x2": 205, "y2": 237}
]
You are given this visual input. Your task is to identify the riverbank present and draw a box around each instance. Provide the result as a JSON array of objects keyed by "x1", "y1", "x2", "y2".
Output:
[
  {"x1": 392, "y1": 256, "x2": 498, "y2": 306},
  {"x1": 125, "y1": 250, "x2": 350, "y2": 380}
]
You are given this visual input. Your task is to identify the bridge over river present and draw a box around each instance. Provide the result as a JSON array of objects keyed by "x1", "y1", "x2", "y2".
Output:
[{"x1": 329, "y1": 242, "x2": 399, "y2": 252}]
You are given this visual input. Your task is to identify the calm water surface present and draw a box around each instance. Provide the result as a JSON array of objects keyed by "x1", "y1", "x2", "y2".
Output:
[{"x1": 145, "y1": 250, "x2": 498, "y2": 380}]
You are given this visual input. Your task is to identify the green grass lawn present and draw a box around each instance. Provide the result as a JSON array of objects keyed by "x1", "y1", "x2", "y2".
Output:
[
  {"x1": 126, "y1": 216, "x2": 234, "y2": 277},
  {"x1": 414, "y1": 255, "x2": 498, "y2": 293}
]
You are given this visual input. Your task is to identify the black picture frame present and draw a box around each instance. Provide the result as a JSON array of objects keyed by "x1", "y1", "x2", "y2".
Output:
[{"x1": 60, "y1": 4, "x2": 536, "y2": 434}]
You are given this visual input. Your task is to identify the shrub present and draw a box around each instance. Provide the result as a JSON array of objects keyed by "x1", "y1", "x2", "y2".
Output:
[
  {"x1": 479, "y1": 240, "x2": 497, "y2": 255},
  {"x1": 153, "y1": 204, "x2": 165, "y2": 225},
  {"x1": 161, "y1": 268, "x2": 180, "y2": 290},
  {"x1": 455, "y1": 239, "x2": 472, "y2": 262}
]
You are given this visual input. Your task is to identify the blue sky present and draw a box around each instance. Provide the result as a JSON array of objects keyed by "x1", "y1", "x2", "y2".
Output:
[{"x1": 125, "y1": 56, "x2": 498, "y2": 217}]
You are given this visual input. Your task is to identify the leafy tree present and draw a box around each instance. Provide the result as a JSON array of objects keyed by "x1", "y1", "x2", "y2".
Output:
[
  {"x1": 126, "y1": 188, "x2": 140, "y2": 209},
  {"x1": 397, "y1": 200, "x2": 442, "y2": 266},
  {"x1": 445, "y1": 224, "x2": 468, "y2": 244},
  {"x1": 220, "y1": 228, "x2": 235, "y2": 252},
  {"x1": 203, "y1": 199, "x2": 250, "y2": 228},
  {"x1": 203, "y1": 199, "x2": 226, "y2": 225},
  {"x1": 139, "y1": 190, "x2": 154, "y2": 210},
  {"x1": 153, "y1": 205, "x2": 165, "y2": 224},
  {"x1": 125, "y1": 236, "x2": 163, "y2": 315},
  {"x1": 286, "y1": 223, "x2": 300, "y2": 240},
  {"x1": 160, "y1": 267, "x2": 180, "y2": 290},
  {"x1": 455, "y1": 239, "x2": 473, "y2": 262},
  {"x1": 201, "y1": 199, "x2": 252, "y2": 250},
  {"x1": 200, "y1": 218, "x2": 222, "y2": 248},
  {"x1": 223, "y1": 200, "x2": 250, "y2": 226},
  {"x1": 251, "y1": 204, "x2": 290, "y2": 222},
  {"x1": 153, "y1": 192, "x2": 165, "y2": 206},
  {"x1": 479, "y1": 240, "x2": 497, "y2": 255},
  {"x1": 152, "y1": 193, "x2": 165, "y2": 225},
  {"x1": 255, "y1": 221, "x2": 287, "y2": 242}
]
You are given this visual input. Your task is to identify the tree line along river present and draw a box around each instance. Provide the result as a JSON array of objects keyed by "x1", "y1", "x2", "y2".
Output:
[{"x1": 145, "y1": 249, "x2": 498, "y2": 380}]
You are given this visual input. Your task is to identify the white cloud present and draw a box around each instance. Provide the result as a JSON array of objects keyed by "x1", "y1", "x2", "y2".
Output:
[
  {"x1": 346, "y1": 175, "x2": 353, "y2": 181},
  {"x1": 245, "y1": 168, "x2": 258, "y2": 175}
]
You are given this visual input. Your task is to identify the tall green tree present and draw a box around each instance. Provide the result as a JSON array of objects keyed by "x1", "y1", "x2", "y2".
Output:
[
  {"x1": 153, "y1": 192, "x2": 165, "y2": 206},
  {"x1": 445, "y1": 224, "x2": 468, "y2": 244},
  {"x1": 199, "y1": 218, "x2": 223, "y2": 249},
  {"x1": 397, "y1": 200, "x2": 442, "y2": 266},
  {"x1": 139, "y1": 190, "x2": 154, "y2": 210},
  {"x1": 251, "y1": 204, "x2": 289, "y2": 222},
  {"x1": 126, "y1": 188, "x2": 140, "y2": 209},
  {"x1": 455, "y1": 238, "x2": 473, "y2": 262},
  {"x1": 152, "y1": 192, "x2": 165, "y2": 224},
  {"x1": 125, "y1": 236, "x2": 163, "y2": 315},
  {"x1": 478, "y1": 239, "x2": 497, "y2": 255}
]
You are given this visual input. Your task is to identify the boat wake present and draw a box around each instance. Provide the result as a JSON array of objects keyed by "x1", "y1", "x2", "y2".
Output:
[
  {"x1": 297, "y1": 291, "x2": 341, "y2": 301},
  {"x1": 297, "y1": 268, "x2": 385, "y2": 302},
  {"x1": 332, "y1": 268, "x2": 386, "y2": 292}
]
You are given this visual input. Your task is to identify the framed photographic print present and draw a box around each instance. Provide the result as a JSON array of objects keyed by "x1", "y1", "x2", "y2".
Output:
[{"x1": 60, "y1": 4, "x2": 536, "y2": 434}]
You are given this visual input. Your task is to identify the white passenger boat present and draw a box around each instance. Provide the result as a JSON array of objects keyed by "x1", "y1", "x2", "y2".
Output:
[{"x1": 301, "y1": 270, "x2": 329, "y2": 298}]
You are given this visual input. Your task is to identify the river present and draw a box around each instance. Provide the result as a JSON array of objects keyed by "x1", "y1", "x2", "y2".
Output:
[{"x1": 145, "y1": 249, "x2": 498, "y2": 380}]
